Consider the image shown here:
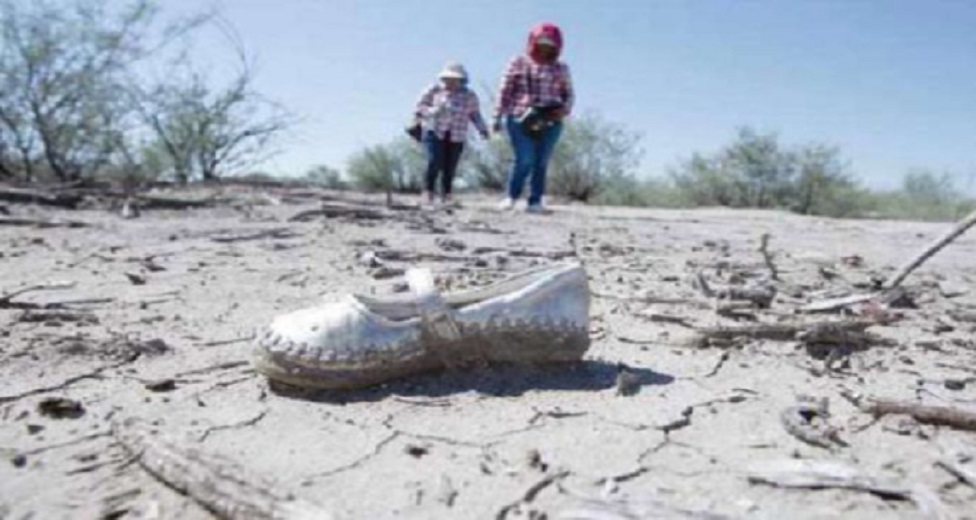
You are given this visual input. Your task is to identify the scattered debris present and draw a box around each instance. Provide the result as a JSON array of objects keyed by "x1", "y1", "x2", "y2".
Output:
[
  {"x1": 780, "y1": 397, "x2": 846, "y2": 449},
  {"x1": 747, "y1": 459, "x2": 951, "y2": 520},
  {"x1": 210, "y1": 228, "x2": 299, "y2": 243},
  {"x1": 15, "y1": 310, "x2": 99, "y2": 325},
  {"x1": 704, "y1": 351, "x2": 731, "y2": 378},
  {"x1": 496, "y1": 470, "x2": 570, "y2": 520},
  {"x1": 559, "y1": 495, "x2": 737, "y2": 520},
  {"x1": 436, "y1": 475, "x2": 458, "y2": 507},
  {"x1": 37, "y1": 397, "x2": 85, "y2": 419},
  {"x1": 144, "y1": 379, "x2": 178, "y2": 393},
  {"x1": 124, "y1": 272, "x2": 147, "y2": 285},
  {"x1": 405, "y1": 444, "x2": 430, "y2": 458},
  {"x1": 0, "y1": 186, "x2": 82, "y2": 209},
  {"x1": 0, "y1": 216, "x2": 90, "y2": 228},
  {"x1": 435, "y1": 237, "x2": 467, "y2": 252},
  {"x1": 687, "y1": 320, "x2": 877, "y2": 348},
  {"x1": 695, "y1": 270, "x2": 776, "y2": 308},
  {"x1": 615, "y1": 365, "x2": 642, "y2": 396},
  {"x1": 11, "y1": 453, "x2": 27, "y2": 468},
  {"x1": 936, "y1": 448, "x2": 976, "y2": 489},
  {"x1": 289, "y1": 203, "x2": 390, "y2": 222}
]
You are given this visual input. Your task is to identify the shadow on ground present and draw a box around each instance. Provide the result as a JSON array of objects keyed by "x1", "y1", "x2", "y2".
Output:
[{"x1": 268, "y1": 360, "x2": 674, "y2": 403}]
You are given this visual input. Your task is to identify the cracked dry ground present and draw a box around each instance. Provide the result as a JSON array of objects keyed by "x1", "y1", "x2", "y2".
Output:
[{"x1": 2, "y1": 192, "x2": 976, "y2": 519}]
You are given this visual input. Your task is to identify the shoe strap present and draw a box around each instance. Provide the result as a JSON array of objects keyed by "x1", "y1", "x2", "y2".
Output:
[{"x1": 406, "y1": 268, "x2": 461, "y2": 342}]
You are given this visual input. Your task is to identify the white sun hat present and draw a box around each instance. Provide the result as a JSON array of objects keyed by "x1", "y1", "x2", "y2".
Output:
[{"x1": 438, "y1": 62, "x2": 468, "y2": 81}]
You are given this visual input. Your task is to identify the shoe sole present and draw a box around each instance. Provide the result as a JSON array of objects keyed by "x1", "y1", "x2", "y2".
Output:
[{"x1": 254, "y1": 323, "x2": 590, "y2": 390}]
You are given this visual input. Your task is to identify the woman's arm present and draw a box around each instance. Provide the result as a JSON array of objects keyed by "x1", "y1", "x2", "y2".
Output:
[
  {"x1": 467, "y1": 91, "x2": 489, "y2": 137},
  {"x1": 560, "y1": 63, "x2": 575, "y2": 117},
  {"x1": 493, "y1": 57, "x2": 522, "y2": 123},
  {"x1": 414, "y1": 84, "x2": 438, "y2": 118}
]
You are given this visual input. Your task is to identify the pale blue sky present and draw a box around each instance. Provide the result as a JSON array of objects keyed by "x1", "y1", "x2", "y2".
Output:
[{"x1": 166, "y1": 0, "x2": 976, "y2": 192}]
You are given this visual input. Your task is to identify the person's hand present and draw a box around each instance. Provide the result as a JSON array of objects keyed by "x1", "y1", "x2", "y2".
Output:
[{"x1": 491, "y1": 119, "x2": 503, "y2": 135}]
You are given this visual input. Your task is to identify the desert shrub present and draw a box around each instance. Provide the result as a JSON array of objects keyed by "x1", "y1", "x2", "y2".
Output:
[{"x1": 347, "y1": 138, "x2": 425, "y2": 193}]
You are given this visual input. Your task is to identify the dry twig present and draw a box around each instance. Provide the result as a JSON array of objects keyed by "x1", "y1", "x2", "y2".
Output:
[
  {"x1": 885, "y1": 208, "x2": 976, "y2": 289},
  {"x1": 748, "y1": 459, "x2": 951, "y2": 520},
  {"x1": 114, "y1": 420, "x2": 333, "y2": 520},
  {"x1": 842, "y1": 392, "x2": 976, "y2": 431}
]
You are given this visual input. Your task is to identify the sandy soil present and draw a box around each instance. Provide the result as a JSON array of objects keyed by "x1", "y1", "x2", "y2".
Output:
[{"x1": 1, "y1": 187, "x2": 975, "y2": 520}]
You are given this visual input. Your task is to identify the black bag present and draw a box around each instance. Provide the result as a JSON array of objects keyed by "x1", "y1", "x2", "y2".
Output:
[
  {"x1": 405, "y1": 122, "x2": 423, "y2": 142},
  {"x1": 518, "y1": 103, "x2": 563, "y2": 140},
  {"x1": 519, "y1": 71, "x2": 563, "y2": 139}
]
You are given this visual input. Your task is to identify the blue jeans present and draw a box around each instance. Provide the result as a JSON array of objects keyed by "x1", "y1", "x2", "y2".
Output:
[{"x1": 505, "y1": 115, "x2": 563, "y2": 205}]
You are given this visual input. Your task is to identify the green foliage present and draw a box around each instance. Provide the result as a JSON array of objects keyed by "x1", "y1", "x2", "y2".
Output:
[
  {"x1": 466, "y1": 112, "x2": 643, "y2": 201},
  {"x1": 669, "y1": 127, "x2": 871, "y2": 217},
  {"x1": 865, "y1": 170, "x2": 975, "y2": 221},
  {"x1": 0, "y1": 0, "x2": 287, "y2": 185},
  {"x1": 347, "y1": 138, "x2": 425, "y2": 193},
  {"x1": 0, "y1": 0, "x2": 160, "y2": 181},
  {"x1": 547, "y1": 113, "x2": 643, "y2": 202},
  {"x1": 464, "y1": 137, "x2": 512, "y2": 192},
  {"x1": 304, "y1": 164, "x2": 346, "y2": 190}
]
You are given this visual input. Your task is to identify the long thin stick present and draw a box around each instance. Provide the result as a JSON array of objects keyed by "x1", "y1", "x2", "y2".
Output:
[
  {"x1": 843, "y1": 392, "x2": 976, "y2": 431},
  {"x1": 114, "y1": 420, "x2": 332, "y2": 520},
  {"x1": 885, "y1": 208, "x2": 976, "y2": 289}
]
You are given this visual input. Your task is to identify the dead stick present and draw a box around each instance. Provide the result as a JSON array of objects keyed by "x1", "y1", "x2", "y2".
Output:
[
  {"x1": 694, "y1": 320, "x2": 874, "y2": 343},
  {"x1": 114, "y1": 420, "x2": 333, "y2": 520},
  {"x1": 936, "y1": 459, "x2": 976, "y2": 488},
  {"x1": 0, "y1": 281, "x2": 77, "y2": 303},
  {"x1": 844, "y1": 392, "x2": 976, "y2": 431},
  {"x1": 748, "y1": 459, "x2": 950, "y2": 519},
  {"x1": 0, "y1": 216, "x2": 89, "y2": 228},
  {"x1": 885, "y1": 208, "x2": 976, "y2": 289},
  {"x1": 759, "y1": 233, "x2": 779, "y2": 281}
]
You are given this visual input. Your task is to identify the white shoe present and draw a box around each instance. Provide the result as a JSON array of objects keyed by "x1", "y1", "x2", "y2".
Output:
[
  {"x1": 254, "y1": 263, "x2": 591, "y2": 389},
  {"x1": 497, "y1": 197, "x2": 516, "y2": 211},
  {"x1": 526, "y1": 203, "x2": 546, "y2": 214}
]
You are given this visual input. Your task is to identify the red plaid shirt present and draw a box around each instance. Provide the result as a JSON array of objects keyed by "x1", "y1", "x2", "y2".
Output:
[
  {"x1": 415, "y1": 85, "x2": 488, "y2": 143},
  {"x1": 494, "y1": 56, "x2": 574, "y2": 120}
]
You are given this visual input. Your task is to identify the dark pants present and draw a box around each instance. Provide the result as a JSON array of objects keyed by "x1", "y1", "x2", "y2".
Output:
[{"x1": 424, "y1": 131, "x2": 464, "y2": 195}]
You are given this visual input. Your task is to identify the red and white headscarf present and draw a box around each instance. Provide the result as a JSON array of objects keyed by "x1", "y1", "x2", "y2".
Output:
[{"x1": 527, "y1": 23, "x2": 564, "y2": 63}]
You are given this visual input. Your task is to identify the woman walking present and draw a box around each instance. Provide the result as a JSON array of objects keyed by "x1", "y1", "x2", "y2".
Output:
[
  {"x1": 493, "y1": 23, "x2": 575, "y2": 213},
  {"x1": 413, "y1": 62, "x2": 489, "y2": 206}
]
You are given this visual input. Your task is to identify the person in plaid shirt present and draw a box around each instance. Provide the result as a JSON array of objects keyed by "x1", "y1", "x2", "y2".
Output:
[
  {"x1": 493, "y1": 23, "x2": 574, "y2": 213},
  {"x1": 414, "y1": 62, "x2": 489, "y2": 206}
]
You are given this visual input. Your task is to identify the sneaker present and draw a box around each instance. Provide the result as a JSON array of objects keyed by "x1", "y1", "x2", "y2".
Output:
[
  {"x1": 526, "y1": 203, "x2": 546, "y2": 214},
  {"x1": 497, "y1": 197, "x2": 515, "y2": 211}
]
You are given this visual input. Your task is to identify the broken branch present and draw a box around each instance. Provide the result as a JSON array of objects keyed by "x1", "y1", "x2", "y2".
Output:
[
  {"x1": 0, "y1": 216, "x2": 90, "y2": 228},
  {"x1": 885, "y1": 208, "x2": 976, "y2": 289},
  {"x1": 113, "y1": 420, "x2": 333, "y2": 520},
  {"x1": 843, "y1": 392, "x2": 976, "y2": 431},
  {"x1": 748, "y1": 459, "x2": 951, "y2": 520}
]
